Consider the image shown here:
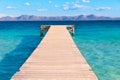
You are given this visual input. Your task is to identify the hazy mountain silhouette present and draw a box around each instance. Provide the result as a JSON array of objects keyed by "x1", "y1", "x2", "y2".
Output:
[{"x1": 0, "y1": 14, "x2": 120, "y2": 21}]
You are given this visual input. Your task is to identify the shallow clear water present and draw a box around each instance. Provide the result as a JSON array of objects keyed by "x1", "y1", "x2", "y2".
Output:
[
  {"x1": 73, "y1": 21, "x2": 120, "y2": 80},
  {"x1": 0, "y1": 21, "x2": 42, "y2": 80},
  {"x1": 0, "y1": 21, "x2": 120, "y2": 80}
]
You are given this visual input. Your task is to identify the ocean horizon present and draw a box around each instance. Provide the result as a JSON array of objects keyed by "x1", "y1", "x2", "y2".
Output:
[{"x1": 0, "y1": 21, "x2": 120, "y2": 80}]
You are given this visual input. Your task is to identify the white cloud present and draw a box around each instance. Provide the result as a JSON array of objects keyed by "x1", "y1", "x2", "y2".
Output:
[
  {"x1": 65, "y1": 2, "x2": 70, "y2": 4},
  {"x1": 63, "y1": 4, "x2": 69, "y2": 10},
  {"x1": 55, "y1": 5, "x2": 59, "y2": 8},
  {"x1": 95, "y1": 7, "x2": 111, "y2": 11},
  {"x1": 6, "y1": 6, "x2": 15, "y2": 9},
  {"x1": 76, "y1": 0, "x2": 80, "y2": 3},
  {"x1": 0, "y1": 13, "x2": 14, "y2": 18},
  {"x1": 63, "y1": 2, "x2": 88, "y2": 10},
  {"x1": 48, "y1": 0, "x2": 52, "y2": 3},
  {"x1": 72, "y1": 3, "x2": 87, "y2": 9},
  {"x1": 25, "y1": 2, "x2": 30, "y2": 6},
  {"x1": 37, "y1": 9, "x2": 47, "y2": 12},
  {"x1": 0, "y1": 13, "x2": 6, "y2": 18},
  {"x1": 82, "y1": 0, "x2": 90, "y2": 3}
]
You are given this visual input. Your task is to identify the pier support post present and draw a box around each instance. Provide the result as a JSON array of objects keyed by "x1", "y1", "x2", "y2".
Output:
[
  {"x1": 67, "y1": 25, "x2": 74, "y2": 36},
  {"x1": 40, "y1": 25, "x2": 50, "y2": 36}
]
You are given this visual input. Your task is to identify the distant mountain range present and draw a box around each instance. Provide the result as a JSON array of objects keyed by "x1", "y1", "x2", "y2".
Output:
[{"x1": 0, "y1": 14, "x2": 120, "y2": 21}]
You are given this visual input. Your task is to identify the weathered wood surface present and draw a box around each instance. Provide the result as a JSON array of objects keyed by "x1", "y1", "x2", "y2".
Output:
[{"x1": 12, "y1": 25, "x2": 98, "y2": 80}]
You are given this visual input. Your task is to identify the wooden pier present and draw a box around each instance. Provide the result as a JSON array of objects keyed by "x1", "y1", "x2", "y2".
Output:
[{"x1": 11, "y1": 25, "x2": 98, "y2": 80}]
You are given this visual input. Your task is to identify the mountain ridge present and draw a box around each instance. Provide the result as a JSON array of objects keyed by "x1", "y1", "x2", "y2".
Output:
[{"x1": 0, "y1": 14, "x2": 120, "y2": 21}]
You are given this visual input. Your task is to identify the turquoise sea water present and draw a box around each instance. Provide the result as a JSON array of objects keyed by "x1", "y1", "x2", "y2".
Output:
[
  {"x1": 0, "y1": 21, "x2": 42, "y2": 80},
  {"x1": 0, "y1": 21, "x2": 120, "y2": 80},
  {"x1": 73, "y1": 21, "x2": 120, "y2": 80}
]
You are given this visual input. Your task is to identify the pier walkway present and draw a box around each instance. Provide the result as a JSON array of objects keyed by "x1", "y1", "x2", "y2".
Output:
[{"x1": 12, "y1": 25, "x2": 98, "y2": 80}]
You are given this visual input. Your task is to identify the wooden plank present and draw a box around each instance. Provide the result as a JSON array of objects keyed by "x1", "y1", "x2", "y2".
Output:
[{"x1": 11, "y1": 25, "x2": 98, "y2": 80}]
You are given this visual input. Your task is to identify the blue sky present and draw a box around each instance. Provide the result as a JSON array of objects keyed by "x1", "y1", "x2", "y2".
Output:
[{"x1": 0, "y1": 0, "x2": 120, "y2": 17}]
